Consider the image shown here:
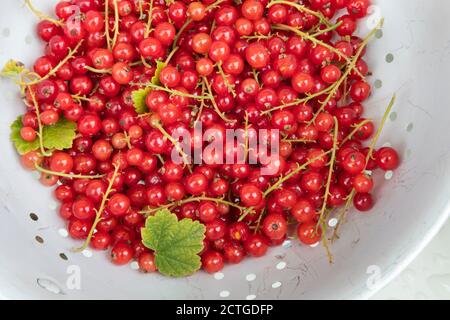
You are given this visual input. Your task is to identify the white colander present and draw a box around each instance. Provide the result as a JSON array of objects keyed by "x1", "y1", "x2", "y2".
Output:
[{"x1": 0, "y1": 0, "x2": 449, "y2": 300}]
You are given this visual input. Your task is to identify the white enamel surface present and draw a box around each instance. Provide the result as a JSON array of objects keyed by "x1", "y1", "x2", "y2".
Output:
[{"x1": 0, "y1": 0, "x2": 449, "y2": 299}]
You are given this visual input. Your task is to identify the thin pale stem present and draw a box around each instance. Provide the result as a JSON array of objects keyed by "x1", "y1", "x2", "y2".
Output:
[
  {"x1": 35, "y1": 164, "x2": 106, "y2": 179},
  {"x1": 216, "y1": 61, "x2": 236, "y2": 97},
  {"x1": 263, "y1": 150, "x2": 333, "y2": 198},
  {"x1": 332, "y1": 93, "x2": 395, "y2": 241},
  {"x1": 261, "y1": 86, "x2": 333, "y2": 115},
  {"x1": 316, "y1": 117, "x2": 339, "y2": 229},
  {"x1": 24, "y1": 0, "x2": 63, "y2": 26},
  {"x1": 308, "y1": 19, "x2": 384, "y2": 124},
  {"x1": 24, "y1": 41, "x2": 83, "y2": 86},
  {"x1": 29, "y1": 90, "x2": 51, "y2": 157},
  {"x1": 268, "y1": 0, "x2": 332, "y2": 27},
  {"x1": 144, "y1": 0, "x2": 154, "y2": 37},
  {"x1": 202, "y1": 77, "x2": 234, "y2": 123},
  {"x1": 140, "y1": 196, "x2": 249, "y2": 215},
  {"x1": 273, "y1": 24, "x2": 365, "y2": 80},
  {"x1": 73, "y1": 164, "x2": 121, "y2": 253},
  {"x1": 153, "y1": 123, "x2": 191, "y2": 169},
  {"x1": 111, "y1": 0, "x2": 120, "y2": 49},
  {"x1": 105, "y1": 0, "x2": 111, "y2": 51}
]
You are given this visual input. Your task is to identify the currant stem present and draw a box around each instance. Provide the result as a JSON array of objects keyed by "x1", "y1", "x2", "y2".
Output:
[
  {"x1": 263, "y1": 150, "x2": 333, "y2": 198},
  {"x1": 73, "y1": 164, "x2": 121, "y2": 253},
  {"x1": 164, "y1": 46, "x2": 179, "y2": 65},
  {"x1": 311, "y1": 20, "x2": 343, "y2": 38},
  {"x1": 216, "y1": 61, "x2": 236, "y2": 97},
  {"x1": 72, "y1": 94, "x2": 97, "y2": 103},
  {"x1": 131, "y1": 82, "x2": 212, "y2": 100},
  {"x1": 282, "y1": 139, "x2": 315, "y2": 144},
  {"x1": 316, "y1": 117, "x2": 339, "y2": 229},
  {"x1": 153, "y1": 123, "x2": 192, "y2": 170},
  {"x1": 261, "y1": 85, "x2": 333, "y2": 115},
  {"x1": 29, "y1": 90, "x2": 52, "y2": 157},
  {"x1": 35, "y1": 163, "x2": 106, "y2": 180},
  {"x1": 365, "y1": 94, "x2": 396, "y2": 163},
  {"x1": 332, "y1": 93, "x2": 395, "y2": 241},
  {"x1": 194, "y1": 80, "x2": 207, "y2": 123},
  {"x1": 340, "y1": 119, "x2": 372, "y2": 145},
  {"x1": 105, "y1": 0, "x2": 111, "y2": 51},
  {"x1": 111, "y1": 0, "x2": 120, "y2": 49},
  {"x1": 24, "y1": 0, "x2": 64, "y2": 26},
  {"x1": 25, "y1": 41, "x2": 84, "y2": 86},
  {"x1": 172, "y1": 19, "x2": 192, "y2": 51},
  {"x1": 273, "y1": 24, "x2": 365, "y2": 80},
  {"x1": 320, "y1": 219, "x2": 334, "y2": 263},
  {"x1": 140, "y1": 196, "x2": 249, "y2": 215},
  {"x1": 267, "y1": 0, "x2": 332, "y2": 27},
  {"x1": 171, "y1": 0, "x2": 226, "y2": 50},
  {"x1": 144, "y1": 0, "x2": 154, "y2": 38},
  {"x1": 84, "y1": 66, "x2": 112, "y2": 74},
  {"x1": 202, "y1": 76, "x2": 234, "y2": 123},
  {"x1": 308, "y1": 18, "x2": 384, "y2": 124}
]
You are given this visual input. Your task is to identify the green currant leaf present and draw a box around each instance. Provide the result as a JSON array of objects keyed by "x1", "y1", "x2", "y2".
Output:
[
  {"x1": 42, "y1": 118, "x2": 77, "y2": 151},
  {"x1": 9, "y1": 117, "x2": 77, "y2": 155},
  {"x1": 131, "y1": 87, "x2": 150, "y2": 114},
  {"x1": 131, "y1": 60, "x2": 167, "y2": 114},
  {"x1": 151, "y1": 60, "x2": 166, "y2": 86},
  {"x1": 1, "y1": 59, "x2": 25, "y2": 78},
  {"x1": 10, "y1": 116, "x2": 39, "y2": 155},
  {"x1": 141, "y1": 209, "x2": 205, "y2": 277}
]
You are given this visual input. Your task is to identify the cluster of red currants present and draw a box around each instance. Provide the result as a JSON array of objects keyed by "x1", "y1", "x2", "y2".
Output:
[{"x1": 16, "y1": 0, "x2": 400, "y2": 274}]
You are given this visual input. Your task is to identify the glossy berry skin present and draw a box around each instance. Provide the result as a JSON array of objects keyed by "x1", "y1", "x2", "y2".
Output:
[
  {"x1": 245, "y1": 43, "x2": 269, "y2": 69},
  {"x1": 244, "y1": 234, "x2": 268, "y2": 257},
  {"x1": 376, "y1": 147, "x2": 400, "y2": 171},
  {"x1": 262, "y1": 214, "x2": 287, "y2": 240},
  {"x1": 297, "y1": 222, "x2": 322, "y2": 245},
  {"x1": 107, "y1": 193, "x2": 130, "y2": 216},
  {"x1": 291, "y1": 199, "x2": 316, "y2": 223},
  {"x1": 353, "y1": 192, "x2": 375, "y2": 212},
  {"x1": 202, "y1": 250, "x2": 224, "y2": 273},
  {"x1": 184, "y1": 173, "x2": 208, "y2": 196},
  {"x1": 138, "y1": 252, "x2": 157, "y2": 272},
  {"x1": 223, "y1": 242, "x2": 245, "y2": 264},
  {"x1": 111, "y1": 243, "x2": 134, "y2": 265},
  {"x1": 50, "y1": 152, "x2": 73, "y2": 173},
  {"x1": 72, "y1": 198, "x2": 95, "y2": 220},
  {"x1": 239, "y1": 183, "x2": 262, "y2": 207},
  {"x1": 91, "y1": 232, "x2": 112, "y2": 250}
]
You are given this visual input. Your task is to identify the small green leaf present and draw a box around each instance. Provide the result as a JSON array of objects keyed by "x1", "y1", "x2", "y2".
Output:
[
  {"x1": 131, "y1": 60, "x2": 167, "y2": 114},
  {"x1": 1, "y1": 59, "x2": 25, "y2": 78},
  {"x1": 151, "y1": 60, "x2": 167, "y2": 86},
  {"x1": 141, "y1": 209, "x2": 205, "y2": 277},
  {"x1": 10, "y1": 116, "x2": 39, "y2": 155},
  {"x1": 131, "y1": 87, "x2": 150, "y2": 114},
  {"x1": 9, "y1": 117, "x2": 77, "y2": 155},
  {"x1": 42, "y1": 118, "x2": 77, "y2": 150}
]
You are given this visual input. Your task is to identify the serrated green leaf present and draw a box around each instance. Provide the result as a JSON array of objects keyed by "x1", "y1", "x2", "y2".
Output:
[
  {"x1": 9, "y1": 117, "x2": 77, "y2": 155},
  {"x1": 141, "y1": 209, "x2": 205, "y2": 277},
  {"x1": 1, "y1": 59, "x2": 25, "y2": 78},
  {"x1": 142, "y1": 209, "x2": 177, "y2": 251},
  {"x1": 131, "y1": 60, "x2": 167, "y2": 114},
  {"x1": 154, "y1": 248, "x2": 202, "y2": 277},
  {"x1": 131, "y1": 87, "x2": 150, "y2": 114},
  {"x1": 151, "y1": 60, "x2": 167, "y2": 86},
  {"x1": 10, "y1": 116, "x2": 39, "y2": 155},
  {"x1": 42, "y1": 118, "x2": 77, "y2": 150}
]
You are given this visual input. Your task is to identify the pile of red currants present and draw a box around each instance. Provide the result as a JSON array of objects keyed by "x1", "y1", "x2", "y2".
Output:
[{"x1": 7, "y1": 0, "x2": 400, "y2": 274}]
